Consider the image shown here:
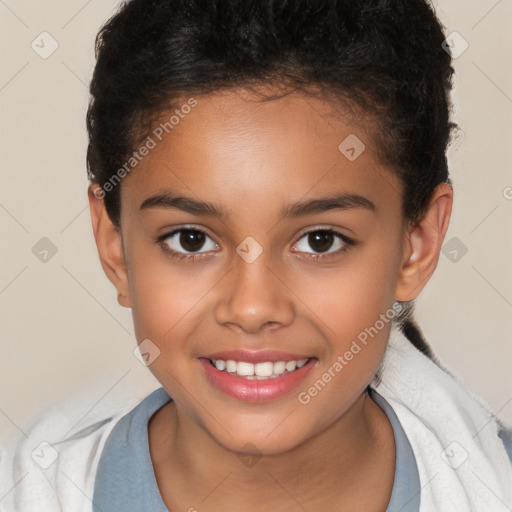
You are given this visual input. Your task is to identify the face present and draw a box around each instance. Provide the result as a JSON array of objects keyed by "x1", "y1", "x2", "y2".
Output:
[{"x1": 116, "y1": 87, "x2": 409, "y2": 454}]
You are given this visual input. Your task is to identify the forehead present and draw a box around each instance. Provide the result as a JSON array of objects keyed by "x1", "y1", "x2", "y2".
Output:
[{"x1": 121, "y1": 87, "x2": 403, "y2": 223}]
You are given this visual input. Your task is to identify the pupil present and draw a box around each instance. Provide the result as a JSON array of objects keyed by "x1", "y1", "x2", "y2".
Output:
[
  {"x1": 181, "y1": 230, "x2": 205, "y2": 252},
  {"x1": 309, "y1": 231, "x2": 333, "y2": 253}
]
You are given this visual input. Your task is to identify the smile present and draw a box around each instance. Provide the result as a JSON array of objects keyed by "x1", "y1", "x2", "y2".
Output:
[
  {"x1": 198, "y1": 356, "x2": 317, "y2": 402},
  {"x1": 209, "y1": 358, "x2": 310, "y2": 379}
]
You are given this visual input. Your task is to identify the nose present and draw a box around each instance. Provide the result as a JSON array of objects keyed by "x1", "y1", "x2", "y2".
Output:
[{"x1": 214, "y1": 253, "x2": 295, "y2": 334}]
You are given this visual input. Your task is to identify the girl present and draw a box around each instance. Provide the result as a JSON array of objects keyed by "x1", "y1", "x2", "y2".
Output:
[{"x1": 7, "y1": 0, "x2": 512, "y2": 510}]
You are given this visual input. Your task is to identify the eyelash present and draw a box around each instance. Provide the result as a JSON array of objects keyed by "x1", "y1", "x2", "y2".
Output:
[{"x1": 155, "y1": 226, "x2": 356, "y2": 262}]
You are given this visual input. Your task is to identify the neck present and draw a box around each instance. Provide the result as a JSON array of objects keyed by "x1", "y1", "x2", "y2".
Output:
[{"x1": 149, "y1": 389, "x2": 395, "y2": 511}]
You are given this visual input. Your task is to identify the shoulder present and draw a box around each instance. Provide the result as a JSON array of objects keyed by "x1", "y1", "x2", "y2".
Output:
[
  {"x1": 92, "y1": 387, "x2": 173, "y2": 511},
  {"x1": 1, "y1": 388, "x2": 155, "y2": 512}
]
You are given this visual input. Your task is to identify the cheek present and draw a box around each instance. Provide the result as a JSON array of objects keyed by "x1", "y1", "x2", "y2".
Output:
[
  {"x1": 128, "y1": 267, "x2": 208, "y2": 391},
  {"x1": 291, "y1": 248, "x2": 399, "y2": 340},
  {"x1": 130, "y1": 278, "x2": 202, "y2": 346},
  {"x1": 294, "y1": 261, "x2": 397, "y2": 419},
  {"x1": 127, "y1": 249, "x2": 232, "y2": 363},
  {"x1": 127, "y1": 251, "x2": 203, "y2": 342},
  {"x1": 290, "y1": 242, "x2": 399, "y2": 398}
]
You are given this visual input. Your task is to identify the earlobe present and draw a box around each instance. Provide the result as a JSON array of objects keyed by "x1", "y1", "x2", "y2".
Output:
[
  {"x1": 88, "y1": 184, "x2": 131, "y2": 308},
  {"x1": 395, "y1": 183, "x2": 453, "y2": 302}
]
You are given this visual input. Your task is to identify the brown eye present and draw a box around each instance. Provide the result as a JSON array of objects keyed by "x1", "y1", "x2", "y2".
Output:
[
  {"x1": 307, "y1": 231, "x2": 335, "y2": 253},
  {"x1": 292, "y1": 228, "x2": 355, "y2": 259},
  {"x1": 178, "y1": 229, "x2": 206, "y2": 252},
  {"x1": 160, "y1": 228, "x2": 218, "y2": 255}
]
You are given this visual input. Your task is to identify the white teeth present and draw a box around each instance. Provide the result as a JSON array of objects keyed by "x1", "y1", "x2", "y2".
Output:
[
  {"x1": 255, "y1": 362, "x2": 273, "y2": 377},
  {"x1": 273, "y1": 361, "x2": 286, "y2": 375},
  {"x1": 237, "y1": 361, "x2": 254, "y2": 376},
  {"x1": 211, "y1": 358, "x2": 311, "y2": 378},
  {"x1": 226, "y1": 360, "x2": 237, "y2": 373},
  {"x1": 285, "y1": 360, "x2": 297, "y2": 372}
]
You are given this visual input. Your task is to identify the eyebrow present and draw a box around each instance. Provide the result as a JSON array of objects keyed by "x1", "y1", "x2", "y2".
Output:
[{"x1": 139, "y1": 191, "x2": 376, "y2": 218}]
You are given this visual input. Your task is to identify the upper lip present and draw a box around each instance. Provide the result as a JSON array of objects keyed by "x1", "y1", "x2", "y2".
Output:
[{"x1": 200, "y1": 349, "x2": 314, "y2": 364}]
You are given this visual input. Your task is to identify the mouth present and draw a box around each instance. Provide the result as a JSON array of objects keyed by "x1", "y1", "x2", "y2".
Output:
[
  {"x1": 207, "y1": 357, "x2": 312, "y2": 380},
  {"x1": 198, "y1": 355, "x2": 317, "y2": 402}
]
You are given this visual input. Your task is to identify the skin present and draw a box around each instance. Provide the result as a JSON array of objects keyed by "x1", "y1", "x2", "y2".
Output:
[{"x1": 88, "y1": 87, "x2": 452, "y2": 511}]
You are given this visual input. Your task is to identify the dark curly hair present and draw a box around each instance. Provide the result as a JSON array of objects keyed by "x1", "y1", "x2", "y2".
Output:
[{"x1": 86, "y1": 0, "x2": 456, "y2": 363}]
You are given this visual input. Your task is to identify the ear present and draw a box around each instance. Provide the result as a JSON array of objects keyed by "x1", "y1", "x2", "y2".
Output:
[
  {"x1": 88, "y1": 184, "x2": 131, "y2": 308},
  {"x1": 395, "y1": 182, "x2": 453, "y2": 302}
]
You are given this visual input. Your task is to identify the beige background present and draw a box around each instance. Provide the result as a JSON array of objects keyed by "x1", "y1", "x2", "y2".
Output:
[{"x1": 1, "y1": 0, "x2": 511, "y2": 455}]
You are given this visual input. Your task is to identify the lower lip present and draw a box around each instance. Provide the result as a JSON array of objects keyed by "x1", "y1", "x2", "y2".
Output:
[{"x1": 198, "y1": 358, "x2": 317, "y2": 403}]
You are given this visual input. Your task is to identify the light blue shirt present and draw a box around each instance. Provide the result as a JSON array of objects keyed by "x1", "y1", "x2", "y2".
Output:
[{"x1": 92, "y1": 386, "x2": 512, "y2": 512}]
